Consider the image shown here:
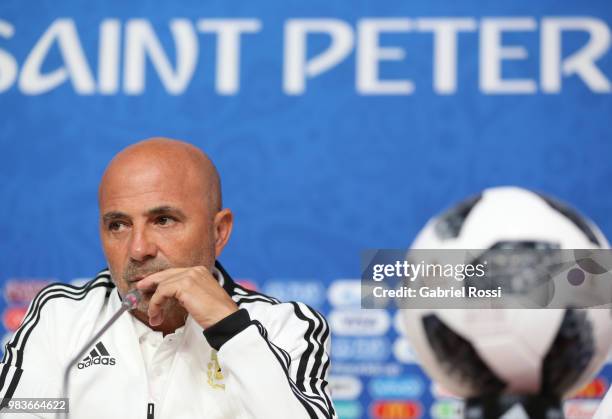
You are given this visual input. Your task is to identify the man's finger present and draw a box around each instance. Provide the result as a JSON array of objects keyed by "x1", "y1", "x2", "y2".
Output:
[
  {"x1": 147, "y1": 281, "x2": 177, "y2": 323},
  {"x1": 136, "y1": 268, "x2": 184, "y2": 291}
]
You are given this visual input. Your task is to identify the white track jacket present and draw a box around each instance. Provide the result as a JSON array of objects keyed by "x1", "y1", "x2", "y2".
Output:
[{"x1": 0, "y1": 263, "x2": 336, "y2": 419}]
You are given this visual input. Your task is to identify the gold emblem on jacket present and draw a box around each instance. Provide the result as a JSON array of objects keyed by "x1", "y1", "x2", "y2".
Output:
[{"x1": 207, "y1": 351, "x2": 225, "y2": 390}]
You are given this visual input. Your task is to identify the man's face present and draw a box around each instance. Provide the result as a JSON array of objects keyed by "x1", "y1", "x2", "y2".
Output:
[{"x1": 98, "y1": 156, "x2": 216, "y2": 313}]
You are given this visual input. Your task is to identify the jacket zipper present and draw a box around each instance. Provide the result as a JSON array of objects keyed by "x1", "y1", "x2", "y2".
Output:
[{"x1": 147, "y1": 402, "x2": 155, "y2": 419}]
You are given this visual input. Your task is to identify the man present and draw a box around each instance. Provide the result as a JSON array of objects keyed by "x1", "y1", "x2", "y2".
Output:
[{"x1": 0, "y1": 138, "x2": 336, "y2": 419}]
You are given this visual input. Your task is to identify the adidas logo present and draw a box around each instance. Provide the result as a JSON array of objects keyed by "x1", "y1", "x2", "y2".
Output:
[{"x1": 77, "y1": 342, "x2": 116, "y2": 369}]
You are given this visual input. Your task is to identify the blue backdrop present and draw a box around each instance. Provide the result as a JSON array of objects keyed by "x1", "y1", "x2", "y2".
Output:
[{"x1": 1, "y1": 0, "x2": 612, "y2": 418}]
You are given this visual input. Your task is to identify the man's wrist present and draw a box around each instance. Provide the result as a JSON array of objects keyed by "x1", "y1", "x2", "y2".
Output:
[{"x1": 203, "y1": 308, "x2": 252, "y2": 350}]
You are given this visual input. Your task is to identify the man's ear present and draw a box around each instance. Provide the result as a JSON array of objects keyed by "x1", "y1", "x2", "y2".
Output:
[{"x1": 213, "y1": 208, "x2": 233, "y2": 257}]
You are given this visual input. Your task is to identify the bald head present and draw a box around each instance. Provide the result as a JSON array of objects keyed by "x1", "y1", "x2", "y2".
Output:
[{"x1": 99, "y1": 137, "x2": 221, "y2": 213}]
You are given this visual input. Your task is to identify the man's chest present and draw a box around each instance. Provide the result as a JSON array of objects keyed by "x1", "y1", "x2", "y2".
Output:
[{"x1": 67, "y1": 327, "x2": 238, "y2": 418}]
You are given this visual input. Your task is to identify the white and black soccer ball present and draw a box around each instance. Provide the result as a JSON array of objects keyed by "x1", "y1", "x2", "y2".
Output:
[{"x1": 401, "y1": 186, "x2": 612, "y2": 399}]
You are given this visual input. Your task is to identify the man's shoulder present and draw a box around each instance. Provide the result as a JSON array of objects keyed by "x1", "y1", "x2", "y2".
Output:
[
  {"x1": 3, "y1": 270, "x2": 116, "y2": 364},
  {"x1": 228, "y1": 281, "x2": 321, "y2": 316},
  {"x1": 27, "y1": 269, "x2": 115, "y2": 318},
  {"x1": 225, "y1": 281, "x2": 328, "y2": 341}
]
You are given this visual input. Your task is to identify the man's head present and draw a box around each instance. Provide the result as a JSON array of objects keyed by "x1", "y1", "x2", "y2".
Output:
[{"x1": 98, "y1": 137, "x2": 232, "y2": 314}]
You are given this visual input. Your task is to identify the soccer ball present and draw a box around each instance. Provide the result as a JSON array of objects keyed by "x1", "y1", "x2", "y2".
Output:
[{"x1": 401, "y1": 186, "x2": 612, "y2": 399}]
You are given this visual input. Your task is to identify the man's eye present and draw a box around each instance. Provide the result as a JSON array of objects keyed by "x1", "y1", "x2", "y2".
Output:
[
  {"x1": 156, "y1": 216, "x2": 176, "y2": 226},
  {"x1": 108, "y1": 221, "x2": 126, "y2": 232}
]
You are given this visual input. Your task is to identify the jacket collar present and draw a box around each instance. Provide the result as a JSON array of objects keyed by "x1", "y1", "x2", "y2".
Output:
[{"x1": 214, "y1": 260, "x2": 237, "y2": 297}]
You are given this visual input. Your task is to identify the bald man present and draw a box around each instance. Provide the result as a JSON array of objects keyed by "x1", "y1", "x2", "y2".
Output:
[{"x1": 0, "y1": 139, "x2": 336, "y2": 419}]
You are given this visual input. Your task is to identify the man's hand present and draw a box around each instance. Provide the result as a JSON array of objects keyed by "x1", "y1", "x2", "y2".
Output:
[{"x1": 135, "y1": 266, "x2": 238, "y2": 329}]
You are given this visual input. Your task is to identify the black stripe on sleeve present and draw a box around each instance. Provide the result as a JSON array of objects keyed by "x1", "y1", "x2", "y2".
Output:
[
  {"x1": 0, "y1": 368, "x2": 22, "y2": 407},
  {"x1": 2, "y1": 273, "x2": 111, "y2": 366},
  {"x1": 14, "y1": 281, "x2": 113, "y2": 368},
  {"x1": 308, "y1": 309, "x2": 334, "y2": 415},
  {"x1": 290, "y1": 303, "x2": 336, "y2": 417},
  {"x1": 0, "y1": 278, "x2": 113, "y2": 401},
  {"x1": 250, "y1": 320, "x2": 332, "y2": 419}
]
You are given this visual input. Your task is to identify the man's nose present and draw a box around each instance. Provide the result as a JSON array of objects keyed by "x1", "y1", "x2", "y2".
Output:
[{"x1": 128, "y1": 226, "x2": 158, "y2": 262}]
